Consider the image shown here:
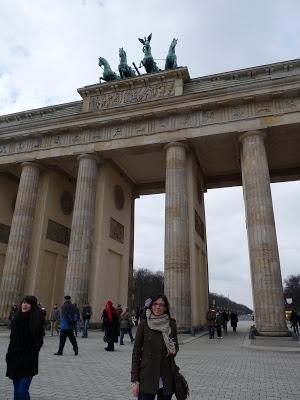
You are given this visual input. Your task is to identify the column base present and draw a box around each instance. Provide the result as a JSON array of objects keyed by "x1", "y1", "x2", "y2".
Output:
[{"x1": 257, "y1": 329, "x2": 289, "y2": 337}]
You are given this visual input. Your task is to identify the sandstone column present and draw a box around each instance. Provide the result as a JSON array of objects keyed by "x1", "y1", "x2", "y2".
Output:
[
  {"x1": 240, "y1": 130, "x2": 287, "y2": 336},
  {"x1": 127, "y1": 193, "x2": 139, "y2": 311},
  {"x1": 0, "y1": 162, "x2": 41, "y2": 319},
  {"x1": 164, "y1": 142, "x2": 190, "y2": 331},
  {"x1": 64, "y1": 154, "x2": 98, "y2": 307}
]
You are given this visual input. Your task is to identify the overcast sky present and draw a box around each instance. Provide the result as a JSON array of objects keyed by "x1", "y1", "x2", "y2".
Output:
[{"x1": 1, "y1": 0, "x2": 300, "y2": 308}]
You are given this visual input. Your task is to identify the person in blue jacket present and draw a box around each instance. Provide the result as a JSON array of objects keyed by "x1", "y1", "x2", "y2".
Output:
[{"x1": 54, "y1": 295, "x2": 78, "y2": 356}]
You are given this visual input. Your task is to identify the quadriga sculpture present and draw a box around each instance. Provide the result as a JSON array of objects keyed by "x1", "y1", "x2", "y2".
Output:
[
  {"x1": 138, "y1": 33, "x2": 160, "y2": 74},
  {"x1": 165, "y1": 38, "x2": 178, "y2": 70},
  {"x1": 118, "y1": 48, "x2": 136, "y2": 79},
  {"x1": 98, "y1": 57, "x2": 120, "y2": 82}
]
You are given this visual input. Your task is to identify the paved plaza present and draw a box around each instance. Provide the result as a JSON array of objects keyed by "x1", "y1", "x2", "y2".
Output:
[{"x1": 1, "y1": 321, "x2": 299, "y2": 400}]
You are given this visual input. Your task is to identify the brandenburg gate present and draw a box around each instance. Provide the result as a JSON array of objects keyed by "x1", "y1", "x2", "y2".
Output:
[{"x1": 1, "y1": 57, "x2": 299, "y2": 335}]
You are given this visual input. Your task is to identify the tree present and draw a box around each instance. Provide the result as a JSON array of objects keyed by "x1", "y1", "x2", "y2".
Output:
[
  {"x1": 132, "y1": 268, "x2": 164, "y2": 313},
  {"x1": 284, "y1": 275, "x2": 300, "y2": 311},
  {"x1": 209, "y1": 292, "x2": 253, "y2": 315}
]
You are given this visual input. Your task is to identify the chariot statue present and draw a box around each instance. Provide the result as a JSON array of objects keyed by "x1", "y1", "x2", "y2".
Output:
[
  {"x1": 98, "y1": 57, "x2": 120, "y2": 82},
  {"x1": 118, "y1": 48, "x2": 136, "y2": 79},
  {"x1": 165, "y1": 38, "x2": 178, "y2": 70},
  {"x1": 138, "y1": 33, "x2": 160, "y2": 74}
]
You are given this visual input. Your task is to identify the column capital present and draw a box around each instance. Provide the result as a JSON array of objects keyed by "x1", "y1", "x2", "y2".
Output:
[
  {"x1": 20, "y1": 161, "x2": 43, "y2": 170},
  {"x1": 77, "y1": 153, "x2": 102, "y2": 163},
  {"x1": 164, "y1": 141, "x2": 189, "y2": 152},
  {"x1": 131, "y1": 191, "x2": 140, "y2": 200},
  {"x1": 239, "y1": 130, "x2": 266, "y2": 143}
]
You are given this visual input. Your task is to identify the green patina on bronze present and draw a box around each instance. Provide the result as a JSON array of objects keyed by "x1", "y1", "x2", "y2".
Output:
[
  {"x1": 165, "y1": 38, "x2": 178, "y2": 70},
  {"x1": 98, "y1": 57, "x2": 120, "y2": 82},
  {"x1": 138, "y1": 33, "x2": 160, "y2": 74},
  {"x1": 118, "y1": 48, "x2": 136, "y2": 79},
  {"x1": 98, "y1": 34, "x2": 179, "y2": 82}
]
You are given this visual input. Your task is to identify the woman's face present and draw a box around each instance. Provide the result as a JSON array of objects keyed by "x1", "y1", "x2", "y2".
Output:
[
  {"x1": 151, "y1": 297, "x2": 167, "y2": 316},
  {"x1": 21, "y1": 302, "x2": 32, "y2": 313}
]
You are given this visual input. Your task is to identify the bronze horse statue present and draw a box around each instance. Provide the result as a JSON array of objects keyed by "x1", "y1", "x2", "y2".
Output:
[
  {"x1": 138, "y1": 33, "x2": 160, "y2": 74},
  {"x1": 165, "y1": 38, "x2": 178, "y2": 70},
  {"x1": 98, "y1": 57, "x2": 120, "y2": 82},
  {"x1": 118, "y1": 48, "x2": 136, "y2": 79}
]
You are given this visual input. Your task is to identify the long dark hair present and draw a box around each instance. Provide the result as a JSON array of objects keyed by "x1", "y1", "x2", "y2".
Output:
[
  {"x1": 151, "y1": 294, "x2": 171, "y2": 316},
  {"x1": 13, "y1": 295, "x2": 45, "y2": 339}
]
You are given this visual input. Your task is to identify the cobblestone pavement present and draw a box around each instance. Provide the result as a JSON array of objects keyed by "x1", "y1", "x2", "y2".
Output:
[{"x1": 1, "y1": 321, "x2": 299, "y2": 400}]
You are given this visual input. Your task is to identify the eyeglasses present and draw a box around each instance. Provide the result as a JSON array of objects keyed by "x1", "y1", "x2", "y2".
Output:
[{"x1": 152, "y1": 302, "x2": 166, "y2": 308}]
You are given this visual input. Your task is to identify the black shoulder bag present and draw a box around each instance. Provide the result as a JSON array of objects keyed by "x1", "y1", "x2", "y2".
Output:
[{"x1": 172, "y1": 359, "x2": 189, "y2": 400}]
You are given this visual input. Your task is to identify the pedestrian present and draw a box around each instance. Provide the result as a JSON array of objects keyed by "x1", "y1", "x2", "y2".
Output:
[
  {"x1": 82, "y1": 302, "x2": 93, "y2": 338},
  {"x1": 221, "y1": 309, "x2": 229, "y2": 335},
  {"x1": 101, "y1": 300, "x2": 119, "y2": 351},
  {"x1": 54, "y1": 295, "x2": 78, "y2": 356},
  {"x1": 49, "y1": 304, "x2": 60, "y2": 336},
  {"x1": 215, "y1": 312, "x2": 223, "y2": 339},
  {"x1": 74, "y1": 303, "x2": 80, "y2": 337},
  {"x1": 230, "y1": 311, "x2": 238, "y2": 332},
  {"x1": 120, "y1": 307, "x2": 134, "y2": 345},
  {"x1": 5, "y1": 295, "x2": 45, "y2": 400},
  {"x1": 8, "y1": 304, "x2": 18, "y2": 329},
  {"x1": 206, "y1": 307, "x2": 216, "y2": 339},
  {"x1": 131, "y1": 294, "x2": 178, "y2": 399},
  {"x1": 290, "y1": 310, "x2": 299, "y2": 334}
]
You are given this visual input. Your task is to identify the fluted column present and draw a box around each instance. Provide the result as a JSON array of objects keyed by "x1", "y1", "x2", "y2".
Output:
[
  {"x1": 164, "y1": 142, "x2": 190, "y2": 331},
  {"x1": 0, "y1": 162, "x2": 41, "y2": 319},
  {"x1": 240, "y1": 130, "x2": 287, "y2": 336},
  {"x1": 64, "y1": 154, "x2": 98, "y2": 307},
  {"x1": 127, "y1": 192, "x2": 139, "y2": 311}
]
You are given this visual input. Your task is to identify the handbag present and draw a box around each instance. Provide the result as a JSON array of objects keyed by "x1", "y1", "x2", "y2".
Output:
[{"x1": 172, "y1": 359, "x2": 189, "y2": 400}]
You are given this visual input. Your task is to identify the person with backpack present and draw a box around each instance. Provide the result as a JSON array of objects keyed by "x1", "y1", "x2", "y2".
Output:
[{"x1": 54, "y1": 295, "x2": 78, "y2": 356}]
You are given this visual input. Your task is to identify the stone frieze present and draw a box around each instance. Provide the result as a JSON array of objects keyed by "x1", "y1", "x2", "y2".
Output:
[
  {"x1": 89, "y1": 81, "x2": 175, "y2": 111},
  {"x1": 0, "y1": 96, "x2": 300, "y2": 157}
]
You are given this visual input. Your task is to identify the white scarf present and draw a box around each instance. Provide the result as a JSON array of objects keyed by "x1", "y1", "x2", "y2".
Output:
[{"x1": 146, "y1": 309, "x2": 176, "y2": 355}]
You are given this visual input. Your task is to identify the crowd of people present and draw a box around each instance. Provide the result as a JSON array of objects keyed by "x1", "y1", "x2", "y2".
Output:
[
  {"x1": 6, "y1": 293, "x2": 298, "y2": 399},
  {"x1": 206, "y1": 307, "x2": 239, "y2": 339},
  {"x1": 4, "y1": 294, "x2": 181, "y2": 400}
]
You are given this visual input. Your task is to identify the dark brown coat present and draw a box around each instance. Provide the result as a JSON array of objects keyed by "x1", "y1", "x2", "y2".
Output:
[{"x1": 131, "y1": 318, "x2": 179, "y2": 396}]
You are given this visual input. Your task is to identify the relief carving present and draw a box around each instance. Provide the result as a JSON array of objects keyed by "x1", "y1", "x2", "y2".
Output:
[
  {"x1": 109, "y1": 217, "x2": 124, "y2": 244},
  {"x1": 46, "y1": 219, "x2": 71, "y2": 246},
  {"x1": 202, "y1": 110, "x2": 215, "y2": 124},
  {"x1": 89, "y1": 81, "x2": 175, "y2": 111}
]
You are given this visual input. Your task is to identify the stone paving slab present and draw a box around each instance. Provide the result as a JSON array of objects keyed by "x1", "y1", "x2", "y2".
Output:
[{"x1": 1, "y1": 321, "x2": 299, "y2": 400}]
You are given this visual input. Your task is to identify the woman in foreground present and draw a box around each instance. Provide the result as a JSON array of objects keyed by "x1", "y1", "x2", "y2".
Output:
[
  {"x1": 131, "y1": 295, "x2": 178, "y2": 400},
  {"x1": 6, "y1": 295, "x2": 45, "y2": 400}
]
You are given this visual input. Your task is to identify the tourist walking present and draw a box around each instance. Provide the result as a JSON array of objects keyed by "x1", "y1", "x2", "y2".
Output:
[
  {"x1": 206, "y1": 307, "x2": 216, "y2": 339},
  {"x1": 5, "y1": 295, "x2": 45, "y2": 400},
  {"x1": 131, "y1": 294, "x2": 179, "y2": 399},
  {"x1": 54, "y1": 295, "x2": 78, "y2": 356},
  {"x1": 221, "y1": 309, "x2": 229, "y2": 335},
  {"x1": 49, "y1": 304, "x2": 60, "y2": 336},
  {"x1": 215, "y1": 312, "x2": 223, "y2": 339},
  {"x1": 230, "y1": 311, "x2": 238, "y2": 332},
  {"x1": 82, "y1": 302, "x2": 93, "y2": 338},
  {"x1": 120, "y1": 307, "x2": 134, "y2": 345},
  {"x1": 101, "y1": 300, "x2": 119, "y2": 351},
  {"x1": 290, "y1": 310, "x2": 299, "y2": 334}
]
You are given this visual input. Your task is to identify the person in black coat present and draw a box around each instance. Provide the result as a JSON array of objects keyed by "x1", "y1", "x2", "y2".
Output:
[
  {"x1": 101, "y1": 300, "x2": 119, "y2": 351},
  {"x1": 230, "y1": 311, "x2": 239, "y2": 332},
  {"x1": 5, "y1": 295, "x2": 45, "y2": 400}
]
